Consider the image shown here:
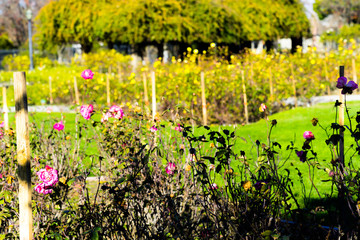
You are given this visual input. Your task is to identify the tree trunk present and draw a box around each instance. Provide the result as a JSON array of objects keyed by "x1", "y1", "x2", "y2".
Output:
[
  {"x1": 291, "y1": 36, "x2": 303, "y2": 54},
  {"x1": 80, "y1": 39, "x2": 93, "y2": 53}
]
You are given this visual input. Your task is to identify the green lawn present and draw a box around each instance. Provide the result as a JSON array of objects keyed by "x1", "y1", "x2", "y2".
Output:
[
  {"x1": 229, "y1": 101, "x2": 360, "y2": 203},
  {"x1": 6, "y1": 101, "x2": 360, "y2": 204}
]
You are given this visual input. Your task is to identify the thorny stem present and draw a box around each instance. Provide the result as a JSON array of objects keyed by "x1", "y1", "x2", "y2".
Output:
[{"x1": 307, "y1": 161, "x2": 322, "y2": 200}]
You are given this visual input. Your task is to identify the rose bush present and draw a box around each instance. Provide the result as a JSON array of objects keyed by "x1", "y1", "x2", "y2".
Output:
[{"x1": 2, "y1": 63, "x2": 360, "y2": 238}]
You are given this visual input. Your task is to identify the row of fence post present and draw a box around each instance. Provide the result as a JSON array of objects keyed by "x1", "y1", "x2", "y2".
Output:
[{"x1": 6, "y1": 66, "x2": 357, "y2": 130}]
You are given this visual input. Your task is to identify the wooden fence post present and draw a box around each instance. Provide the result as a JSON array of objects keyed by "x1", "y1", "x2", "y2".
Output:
[
  {"x1": 324, "y1": 57, "x2": 331, "y2": 95},
  {"x1": 241, "y1": 70, "x2": 249, "y2": 124},
  {"x1": 2, "y1": 86, "x2": 9, "y2": 131},
  {"x1": 151, "y1": 71, "x2": 156, "y2": 121},
  {"x1": 269, "y1": 67, "x2": 274, "y2": 101},
  {"x1": 14, "y1": 72, "x2": 32, "y2": 240},
  {"x1": 74, "y1": 76, "x2": 80, "y2": 105},
  {"x1": 339, "y1": 66, "x2": 345, "y2": 167},
  {"x1": 143, "y1": 72, "x2": 149, "y2": 106},
  {"x1": 49, "y1": 76, "x2": 53, "y2": 104},
  {"x1": 117, "y1": 64, "x2": 123, "y2": 84},
  {"x1": 201, "y1": 71, "x2": 208, "y2": 125},
  {"x1": 352, "y1": 57, "x2": 357, "y2": 85},
  {"x1": 250, "y1": 60, "x2": 254, "y2": 86},
  {"x1": 290, "y1": 63, "x2": 298, "y2": 108},
  {"x1": 106, "y1": 72, "x2": 111, "y2": 106}
]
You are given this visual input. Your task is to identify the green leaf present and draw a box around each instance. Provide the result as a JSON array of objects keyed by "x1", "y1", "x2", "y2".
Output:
[
  {"x1": 115, "y1": 177, "x2": 126, "y2": 185},
  {"x1": 67, "y1": 178, "x2": 75, "y2": 187},
  {"x1": 91, "y1": 227, "x2": 102, "y2": 240}
]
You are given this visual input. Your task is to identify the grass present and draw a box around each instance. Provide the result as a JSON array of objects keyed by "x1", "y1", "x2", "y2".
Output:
[
  {"x1": 229, "y1": 100, "x2": 360, "y2": 203},
  {"x1": 6, "y1": 100, "x2": 360, "y2": 204}
]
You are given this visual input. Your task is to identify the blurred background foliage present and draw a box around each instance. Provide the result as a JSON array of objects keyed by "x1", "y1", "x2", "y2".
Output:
[{"x1": 34, "y1": 0, "x2": 310, "y2": 54}]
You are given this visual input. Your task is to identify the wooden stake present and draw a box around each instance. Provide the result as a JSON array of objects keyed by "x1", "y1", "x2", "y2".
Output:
[
  {"x1": 106, "y1": 73, "x2": 111, "y2": 106},
  {"x1": 241, "y1": 70, "x2": 249, "y2": 124},
  {"x1": 143, "y1": 72, "x2": 149, "y2": 106},
  {"x1": 324, "y1": 57, "x2": 330, "y2": 95},
  {"x1": 250, "y1": 61, "x2": 254, "y2": 86},
  {"x1": 352, "y1": 58, "x2": 357, "y2": 84},
  {"x1": 14, "y1": 72, "x2": 32, "y2": 240},
  {"x1": 269, "y1": 67, "x2": 274, "y2": 101},
  {"x1": 151, "y1": 71, "x2": 156, "y2": 121},
  {"x1": 74, "y1": 76, "x2": 80, "y2": 105},
  {"x1": 49, "y1": 76, "x2": 53, "y2": 104},
  {"x1": 339, "y1": 66, "x2": 345, "y2": 167},
  {"x1": 201, "y1": 71, "x2": 207, "y2": 126},
  {"x1": 2, "y1": 86, "x2": 9, "y2": 131},
  {"x1": 290, "y1": 63, "x2": 298, "y2": 108},
  {"x1": 117, "y1": 65, "x2": 123, "y2": 84}
]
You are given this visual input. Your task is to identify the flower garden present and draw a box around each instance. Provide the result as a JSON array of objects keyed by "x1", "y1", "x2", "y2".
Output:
[{"x1": 2, "y1": 43, "x2": 360, "y2": 239}]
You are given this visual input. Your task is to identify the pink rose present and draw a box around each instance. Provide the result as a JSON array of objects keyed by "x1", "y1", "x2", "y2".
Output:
[
  {"x1": 109, "y1": 105, "x2": 122, "y2": 113},
  {"x1": 37, "y1": 165, "x2": 58, "y2": 187},
  {"x1": 53, "y1": 121, "x2": 64, "y2": 131},
  {"x1": 209, "y1": 183, "x2": 218, "y2": 190},
  {"x1": 81, "y1": 69, "x2": 94, "y2": 80},
  {"x1": 259, "y1": 103, "x2": 267, "y2": 112},
  {"x1": 165, "y1": 162, "x2": 176, "y2": 175},
  {"x1": 150, "y1": 125, "x2": 158, "y2": 132},
  {"x1": 303, "y1": 131, "x2": 315, "y2": 140},
  {"x1": 109, "y1": 105, "x2": 124, "y2": 119},
  {"x1": 175, "y1": 124, "x2": 183, "y2": 132},
  {"x1": 101, "y1": 112, "x2": 112, "y2": 123},
  {"x1": 80, "y1": 104, "x2": 94, "y2": 120},
  {"x1": 34, "y1": 183, "x2": 53, "y2": 195}
]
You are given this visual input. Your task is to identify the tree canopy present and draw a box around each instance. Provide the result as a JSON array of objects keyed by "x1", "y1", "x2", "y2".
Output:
[{"x1": 35, "y1": 0, "x2": 309, "y2": 53}]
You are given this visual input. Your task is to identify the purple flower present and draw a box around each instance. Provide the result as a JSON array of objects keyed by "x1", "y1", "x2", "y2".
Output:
[
  {"x1": 254, "y1": 181, "x2": 267, "y2": 190},
  {"x1": 296, "y1": 150, "x2": 307, "y2": 162},
  {"x1": 165, "y1": 162, "x2": 176, "y2": 175},
  {"x1": 336, "y1": 77, "x2": 347, "y2": 88},
  {"x1": 346, "y1": 81, "x2": 358, "y2": 90},
  {"x1": 336, "y1": 77, "x2": 358, "y2": 94}
]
